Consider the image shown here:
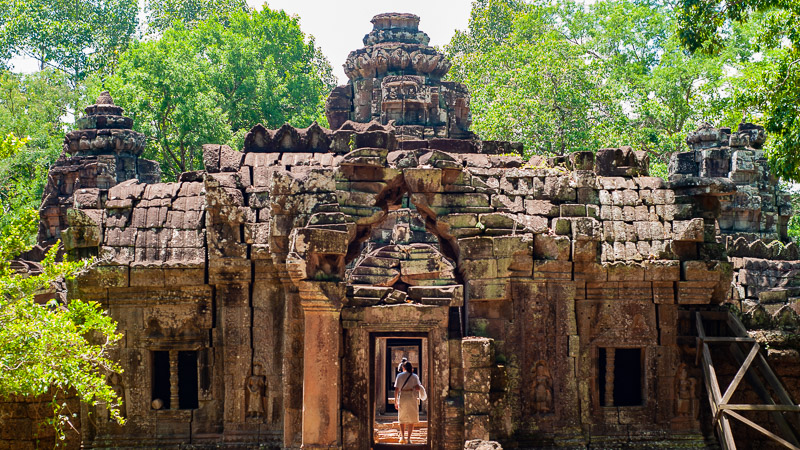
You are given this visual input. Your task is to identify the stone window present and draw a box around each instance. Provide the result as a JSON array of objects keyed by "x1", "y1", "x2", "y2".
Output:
[
  {"x1": 598, "y1": 347, "x2": 643, "y2": 407},
  {"x1": 151, "y1": 351, "x2": 171, "y2": 409},
  {"x1": 151, "y1": 350, "x2": 199, "y2": 410},
  {"x1": 178, "y1": 351, "x2": 199, "y2": 409}
]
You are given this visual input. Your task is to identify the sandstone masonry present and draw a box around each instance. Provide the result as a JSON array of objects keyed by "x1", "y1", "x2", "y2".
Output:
[{"x1": 4, "y1": 12, "x2": 800, "y2": 450}]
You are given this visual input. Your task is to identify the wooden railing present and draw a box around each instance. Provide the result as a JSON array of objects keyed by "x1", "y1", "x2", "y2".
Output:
[{"x1": 695, "y1": 310, "x2": 800, "y2": 450}]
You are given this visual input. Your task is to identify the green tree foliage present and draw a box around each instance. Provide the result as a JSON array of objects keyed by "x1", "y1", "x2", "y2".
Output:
[
  {"x1": 449, "y1": 15, "x2": 613, "y2": 156},
  {"x1": 0, "y1": 71, "x2": 80, "y2": 248},
  {"x1": 448, "y1": 2, "x2": 618, "y2": 157},
  {"x1": 678, "y1": 0, "x2": 800, "y2": 182},
  {"x1": 447, "y1": 0, "x2": 754, "y2": 166},
  {"x1": 0, "y1": 0, "x2": 139, "y2": 80},
  {"x1": 0, "y1": 141, "x2": 123, "y2": 439},
  {"x1": 144, "y1": 0, "x2": 249, "y2": 35},
  {"x1": 107, "y1": 7, "x2": 336, "y2": 180}
]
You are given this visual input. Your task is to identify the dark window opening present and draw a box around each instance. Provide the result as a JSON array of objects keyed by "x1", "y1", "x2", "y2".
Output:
[
  {"x1": 152, "y1": 351, "x2": 171, "y2": 409},
  {"x1": 599, "y1": 347, "x2": 643, "y2": 407},
  {"x1": 178, "y1": 351, "x2": 199, "y2": 409}
]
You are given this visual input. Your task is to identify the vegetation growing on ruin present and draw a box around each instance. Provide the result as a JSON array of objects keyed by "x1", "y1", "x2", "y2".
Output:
[
  {"x1": 0, "y1": 0, "x2": 799, "y2": 437},
  {"x1": 0, "y1": 197, "x2": 123, "y2": 439},
  {"x1": 0, "y1": 1, "x2": 335, "y2": 438}
]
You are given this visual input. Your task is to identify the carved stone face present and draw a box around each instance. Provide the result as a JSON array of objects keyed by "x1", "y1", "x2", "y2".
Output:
[{"x1": 383, "y1": 80, "x2": 421, "y2": 102}]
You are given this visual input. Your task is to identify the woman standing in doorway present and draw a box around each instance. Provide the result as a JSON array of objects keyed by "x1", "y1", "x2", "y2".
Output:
[{"x1": 394, "y1": 361, "x2": 424, "y2": 444}]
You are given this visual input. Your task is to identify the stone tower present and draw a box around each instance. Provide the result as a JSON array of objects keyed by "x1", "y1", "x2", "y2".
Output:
[
  {"x1": 38, "y1": 92, "x2": 160, "y2": 245},
  {"x1": 325, "y1": 13, "x2": 474, "y2": 140}
]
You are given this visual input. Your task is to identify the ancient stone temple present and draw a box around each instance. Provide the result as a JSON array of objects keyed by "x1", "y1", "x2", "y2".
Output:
[{"x1": 6, "y1": 12, "x2": 800, "y2": 450}]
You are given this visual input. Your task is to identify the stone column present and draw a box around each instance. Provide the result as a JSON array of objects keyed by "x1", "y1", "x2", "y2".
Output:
[
  {"x1": 297, "y1": 281, "x2": 344, "y2": 450},
  {"x1": 605, "y1": 348, "x2": 615, "y2": 407},
  {"x1": 169, "y1": 350, "x2": 179, "y2": 409}
]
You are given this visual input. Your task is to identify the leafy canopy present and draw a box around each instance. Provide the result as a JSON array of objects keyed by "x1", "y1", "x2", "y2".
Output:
[
  {"x1": 143, "y1": 0, "x2": 249, "y2": 35},
  {"x1": 447, "y1": 0, "x2": 755, "y2": 168},
  {"x1": 107, "y1": 6, "x2": 336, "y2": 180},
  {"x1": 0, "y1": 0, "x2": 138, "y2": 80},
  {"x1": 677, "y1": 0, "x2": 800, "y2": 181}
]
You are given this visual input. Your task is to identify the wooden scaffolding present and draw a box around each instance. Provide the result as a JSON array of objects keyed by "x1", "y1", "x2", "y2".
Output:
[{"x1": 696, "y1": 310, "x2": 800, "y2": 449}]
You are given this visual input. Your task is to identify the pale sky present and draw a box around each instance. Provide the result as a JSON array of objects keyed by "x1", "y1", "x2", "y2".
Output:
[{"x1": 9, "y1": 0, "x2": 473, "y2": 85}]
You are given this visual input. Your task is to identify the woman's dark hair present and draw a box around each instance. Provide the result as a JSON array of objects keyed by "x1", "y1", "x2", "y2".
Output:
[{"x1": 403, "y1": 361, "x2": 413, "y2": 372}]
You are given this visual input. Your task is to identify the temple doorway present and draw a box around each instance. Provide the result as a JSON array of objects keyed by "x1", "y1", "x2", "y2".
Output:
[{"x1": 372, "y1": 334, "x2": 429, "y2": 449}]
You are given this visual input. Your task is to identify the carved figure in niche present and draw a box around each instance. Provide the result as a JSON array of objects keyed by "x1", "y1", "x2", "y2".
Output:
[
  {"x1": 245, "y1": 364, "x2": 267, "y2": 419},
  {"x1": 374, "y1": 48, "x2": 389, "y2": 74},
  {"x1": 391, "y1": 223, "x2": 411, "y2": 245},
  {"x1": 675, "y1": 364, "x2": 698, "y2": 419},
  {"x1": 532, "y1": 360, "x2": 553, "y2": 413},
  {"x1": 109, "y1": 372, "x2": 127, "y2": 420},
  {"x1": 631, "y1": 313, "x2": 650, "y2": 337},
  {"x1": 96, "y1": 373, "x2": 126, "y2": 423},
  {"x1": 390, "y1": 48, "x2": 410, "y2": 70}
]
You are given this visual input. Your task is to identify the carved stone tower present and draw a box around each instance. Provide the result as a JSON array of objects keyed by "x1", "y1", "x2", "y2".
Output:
[
  {"x1": 325, "y1": 13, "x2": 474, "y2": 140},
  {"x1": 38, "y1": 92, "x2": 160, "y2": 244}
]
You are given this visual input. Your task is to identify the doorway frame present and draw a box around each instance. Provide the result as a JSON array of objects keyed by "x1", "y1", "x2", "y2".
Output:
[
  {"x1": 371, "y1": 332, "x2": 430, "y2": 446},
  {"x1": 341, "y1": 303, "x2": 450, "y2": 450}
]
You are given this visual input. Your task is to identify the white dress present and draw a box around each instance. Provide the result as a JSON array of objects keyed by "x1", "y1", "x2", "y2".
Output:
[{"x1": 395, "y1": 372, "x2": 421, "y2": 424}]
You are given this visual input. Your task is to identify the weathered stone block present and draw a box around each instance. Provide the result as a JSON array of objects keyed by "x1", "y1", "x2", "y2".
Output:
[
  {"x1": 573, "y1": 262, "x2": 607, "y2": 282},
  {"x1": 464, "y1": 367, "x2": 491, "y2": 393},
  {"x1": 573, "y1": 239, "x2": 598, "y2": 262},
  {"x1": 524, "y1": 199, "x2": 559, "y2": 216},
  {"x1": 644, "y1": 261, "x2": 680, "y2": 281},
  {"x1": 607, "y1": 262, "x2": 644, "y2": 281},
  {"x1": 673, "y1": 218, "x2": 704, "y2": 242},
  {"x1": 552, "y1": 217, "x2": 571, "y2": 235},
  {"x1": 464, "y1": 414, "x2": 491, "y2": 441},
  {"x1": 572, "y1": 217, "x2": 601, "y2": 241},
  {"x1": 533, "y1": 235, "x2": 570, "y2": 260},
  {"x1": 560, "y1": 203, "x2": 586, "y2": 217},
  {"x1": 464, "y1": 392, "x2": 490, "y2": 415},
  {"x1": 462, "y1": 337, "x2": 494, "y2": 369},
  {"x1": 468, "y1": 279, "x2": 509, "y2": 301},
  {"x1": 460, "y1": 237, "x2": 495, "y2": 259},
  {"x1": 533, "y1": 260, "x2": 572, "y2": 280},
  {"x1": 681, "y1": 260, "x2": 720, "y2": 281}
]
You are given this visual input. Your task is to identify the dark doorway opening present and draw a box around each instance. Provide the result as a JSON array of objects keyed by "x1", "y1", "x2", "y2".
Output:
[
  {"x1": 598, "y1": 347, "x2": 643, "y2": 407},
  {"x1": 152, "y1": 351, "x2": 171, "y2": 409},
  {"x1": 614, "y1": 348, "x2": 643, "y2": 406},
  {"x1": 178, "y1": 351, "x2": 199, "y2": 409}
]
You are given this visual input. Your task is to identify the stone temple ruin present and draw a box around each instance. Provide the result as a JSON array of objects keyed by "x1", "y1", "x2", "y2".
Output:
[{"x1": 6, "y1": 12, "x2": 800, "y2": 450}]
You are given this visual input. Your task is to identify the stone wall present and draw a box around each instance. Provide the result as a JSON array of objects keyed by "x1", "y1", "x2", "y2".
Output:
[
  {"x1": 669, "y1": 122, "x2": 800, "y2": 449},
  {"x1": 10, "y1": 13, "x2": 800, "y2": 450}
]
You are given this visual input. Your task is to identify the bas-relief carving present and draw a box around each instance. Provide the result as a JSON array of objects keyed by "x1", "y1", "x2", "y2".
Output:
[
  {"x1": 19, "y1": 11, "x2": 783, "y2": 450},
  {"x1": 675, "y1": 364, "x2": 698, "y2": 420},
  {"x1": 532, "y1": 360, "x2": 553, "y2": 414},
  {"x1": 245, "y1": 364, "x2": 268, "y2": 420},
  {"x1": 578, "y1": 301, "x2": 657, "y2": 347}
]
